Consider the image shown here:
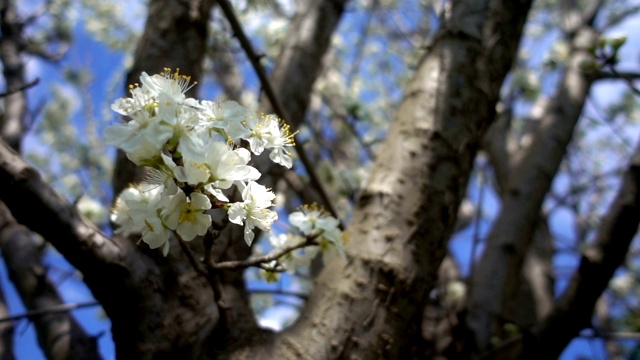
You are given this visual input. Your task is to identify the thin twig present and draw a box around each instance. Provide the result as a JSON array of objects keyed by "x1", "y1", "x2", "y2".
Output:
[
  {"x1": 581, "y1": 330, "x2": 640, "y2": 340},
  {"x1": 212, "y1": 235, "x2": 318, "y2": 270},
  {"x1": 468, "y1": 163, "x2": 486, "y2": 279},
  {"x1": 177, "y1": 237, "x2": 208, "y2": 277},
  {"x1": 0, "y1": 78, "x2": 40, "y2": 98},
  {"x1": 0, "y1": 301, "x2": 99, "y2": 324},
  {"x1": 247, "y1": 288, "x2": 309, "y2": 300},
  {"x1": 215, "y1": 0, "x2": 343, "y2": 228},
  {"x1": 603, "y1": 63, "x2": 640, "y2": 97}
]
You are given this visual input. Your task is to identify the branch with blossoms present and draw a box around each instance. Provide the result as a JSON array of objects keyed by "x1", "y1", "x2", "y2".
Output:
[
  {"x1": 107, "y1": 69, "x2": 296, "y2": 255},
  {"x1": 215, "y1": 0, "x2": 342, "y2": 223},
  {"x1": 236, "y1": 204, "x2": 345, "y2": 282},
  {"x1": 212, "y1": 234, "x2": 318, "y2": 271},
  {"x1": 106, "y1": 70, "x2": 344, "y2": 277}
]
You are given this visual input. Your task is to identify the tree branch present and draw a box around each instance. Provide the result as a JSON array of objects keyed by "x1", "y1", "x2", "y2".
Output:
[
  {"x1": 468, "y1": 20, "x2": 600, "y2": 351},
  {"x1": 223, "y1": 0, "x2": 533, "y2": 358},
  {"x1": 0, "y1": 301, "x2": 99, "y2": 324},
  {"x1": 0, "y1": 138, "x2": 121, "y2": 267},
  {"x1": 594, "y1": 70, "x2": 640, "y2": 81},
  {"x1": 211, "y1": 236, "x2": 318, "y2": 270},
  {"x1": 523, "y1": 136, "x2": 640, "y2": 359},
  {"x1": 0, "y1": 0, "x2": 28, "y2": 150},
  {"x1": 215, "y1": 0, "x2": 342, "y2": 224},
  {"x1": 0, "y1": 203, "x2": 101, "y2": 359},
  {"x1": 0, "y1": 78, "x2": 39, "y2": 98}
]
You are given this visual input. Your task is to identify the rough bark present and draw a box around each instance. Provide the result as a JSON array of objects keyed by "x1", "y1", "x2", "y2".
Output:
[
  {"x1": 0, "y1": 203, "x2": 100, "y2": 360},
  {"x1": 0, "y1": 3, "x2": 26, "y2": 358},
  {"x1": 522, "y1": 136, "x2": 640, "y2": 359},
  {"x1": 0, "y1": 136, "x2": 223, "y2": 359},
  {"x1": 467, "y1": 19, "x2": 600, "y2": 351},
  {"x1": 0, "y1": 1, "x2": 104, "y2": 358},
  {"x1": 223, "y1": 0, "x2": 532, "y2": 358},
  {"x1": 0, "y1": 0, "x2": 26, "y2": 151},
  {"x1": 479, "y1": 98, "x2": 556, "y2": 344}
]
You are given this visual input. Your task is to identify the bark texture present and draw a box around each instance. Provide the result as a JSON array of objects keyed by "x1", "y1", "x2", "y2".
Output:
[
  {"x1": 0, "y1": 1, "x2": 103, "y2": 358},
  {"x1": 0, "y1": 135, "x2": 226, "y2": 358},
  {"x1": 468, "y1": 19, "x2": 600, "y2": 351},
  {"x1": 523, "y1": 137, "x2": 640, "y2": 358},
  {"x1": 226, "y1": 0, "x2": 532, "y2": 358},
  {"x1": 0, "y1": 0, "x2": 26, "y2": 151}
]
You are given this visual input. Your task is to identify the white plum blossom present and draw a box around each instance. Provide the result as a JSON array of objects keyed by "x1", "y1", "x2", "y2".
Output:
[
  {"x1": 161, "y1": 154, "x2": 209, "y2": 186},
  {"x1": 139, "y1": 69, "x2": 196, "y2": 103},
  {"x1": 289, "y1": 205, "x2": 345, "y2": 258},
  {"x1": 228, "y1": 181, "x2": 277, "y2": 246},
  {"x1": 199, "y1": 100, "x2": 253, "y2": 140},
  {"x1": 76, "y1": 195, "x2": 108, "y2": 225},
  {"x1": 111, "y1": 183, "x2": 164, "y2": 235},
  {"x1": 268, "y1": 233, "x2": 315, "y2": 272},
  {"x1": 110, "y1": 84, "x2": 154, "y2": 116},
  {"x1": 289, "y1": 206, "x2": 340, "y2": 238},
  {"x1": 104, "y1": 109, "x2": 173, "y2": 165},
  {"x1": 236, "y1": 114, "x2": 295, "y2": 168},
  {"x1": 107, "y1": 69, "x2": 299, "y2": 256},
  {"x1": 203, "y1": 143, "x2": 261, "y2": 197},
  {"x1": 111, "y1": 182, "x2": 175, "y2": 256},
  {"x1": 164, "y1": 190, "x2": 212, "y2": 241},
  {"x1": 160, "y1": 143, "x2": 261, "y2": 202},
  {"x1": 140, "y1": 212, "x2": 174, "y2": 257}
]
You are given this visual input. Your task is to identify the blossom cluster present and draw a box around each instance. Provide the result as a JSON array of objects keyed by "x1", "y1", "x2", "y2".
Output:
[
  {"x1": 261, "y1": 204, "x2": 345, "y2": 275},
  {"x1": 107, "y1": 69, "x2": 294, "y2": 255}
]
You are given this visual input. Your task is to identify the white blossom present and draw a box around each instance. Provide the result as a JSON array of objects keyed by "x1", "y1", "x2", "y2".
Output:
[
  {"x1": 268, "y1": 233, "x2": 315, "y2": 271},
  {"x1": 111, "y1": 182, "x2": 174, "y2": 256},
  {"x1": 199, "y1": 100, "x2": 253, "y2": 141},
  {"x1": 228, "y1": 181, "x2": 277, "y2": 245},
  {"x1": 289, "y1": 206, "x2": 344, "y2": 258},
  {"x1": 164, "y1": 190, "x2": 212, "y2": 241},
  {"x1": 203, "y1": 142, "x2": 261, "y2": 197},
  {"x1": 109, "y1": 70, "x2": 300, "y2": 255},
  {"x1": 76, "y1": 195, "x2": 108, "y2": 225},
  {"x1": 104, "y1": 107, "x2": 173, "y2": 165}
]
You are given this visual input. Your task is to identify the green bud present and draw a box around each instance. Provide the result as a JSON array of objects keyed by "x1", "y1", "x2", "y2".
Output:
[{"x1": 609, "y1": 35, "x2": 627, "y2": 50}]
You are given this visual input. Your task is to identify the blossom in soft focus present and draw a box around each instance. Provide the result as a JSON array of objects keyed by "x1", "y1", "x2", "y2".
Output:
[
  {"x1": 200, "y1": 100, "x2": 253, "y2": 140},
  {"x1": 76, "y1": 195, "x2": 108, "y2": 226},
  {"x1": 239, "y1": 114, "x2": 295, "y2": 168},
  {"x1": 228, "y1": 181, "x2": 277, "y2": 246},
  {"x1": 289, "y1": 204, "x2": 344, "y2": 258},
  {"x1": 104, "y1": 109, "x2": 173, "y2": 165},
  {"x1": 268, "y1": 233, "x2": 316, "y2": 272}
]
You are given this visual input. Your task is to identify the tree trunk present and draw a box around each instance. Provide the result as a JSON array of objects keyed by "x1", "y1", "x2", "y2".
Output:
[{"x1": 223, "y1": 0, "x2": 533, "y2": 357}]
